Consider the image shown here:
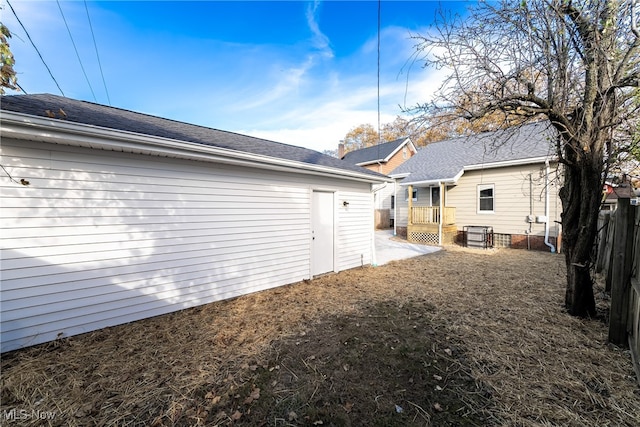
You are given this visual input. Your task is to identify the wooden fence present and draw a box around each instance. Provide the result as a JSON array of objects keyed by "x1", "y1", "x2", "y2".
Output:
[
  {"x1": 374, "y1": 209, "x2": 390, "y2": 230},
  {"x1": 595, "y1": 198, "x2": 640, "y2": 384}
]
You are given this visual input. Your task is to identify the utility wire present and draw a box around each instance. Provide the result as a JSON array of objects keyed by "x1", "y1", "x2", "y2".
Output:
[
  {"x1": 6, "y1": 0, "x2": 65, "y2": 96},
  {"x1": 57, "y1": 0, "x2": 96, "y2": 101},
  {"x1": 377, "y1": 0, "x2": 382, "y2": 163},
  {"x1": 84, "y1": 0, "x2": 111, "y2": 105}
]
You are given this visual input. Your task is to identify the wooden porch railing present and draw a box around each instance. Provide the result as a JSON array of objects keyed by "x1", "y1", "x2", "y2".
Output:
[{"x1": 410, "y1": 206, "x2": 456, "y2": 225}]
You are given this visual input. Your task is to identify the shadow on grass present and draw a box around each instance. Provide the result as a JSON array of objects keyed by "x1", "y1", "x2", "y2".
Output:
[{"x1": 198, "y1": 300, "x2": 496, "y2": 426}]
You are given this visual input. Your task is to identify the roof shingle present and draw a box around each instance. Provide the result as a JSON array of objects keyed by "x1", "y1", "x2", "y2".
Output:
[
  {"x1": 1, "y1": 94, "x2": 385, "y2": 179},
  {"x1": 342, "y1": 137, "x2": 410, "y2": 165},
  {"x1": 391, "y1": 122, "x2": 557, "y2": 185}
]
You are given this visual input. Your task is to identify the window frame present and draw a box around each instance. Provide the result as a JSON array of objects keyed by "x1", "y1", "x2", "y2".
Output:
[
  {"x1": 405, "y1": 188, "x2": 418, "y2": 202},
  {"x1": 477, "y1": 184, "x2": 495, "y2": 214}
]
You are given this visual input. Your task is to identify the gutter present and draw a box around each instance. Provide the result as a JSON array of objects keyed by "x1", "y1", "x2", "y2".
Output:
[
  {"x1": 1, "y1": 111, "x2": 391, "y2": 185},
  {"x1": 464, "y1": 156, "x2": 557, "y2": 171},
  {"x1": 398, "y1": 171, "x2": 463, "y2": 187},
  {"x1": 544, "y1": 160, "x2": 556, "y2": 253}
]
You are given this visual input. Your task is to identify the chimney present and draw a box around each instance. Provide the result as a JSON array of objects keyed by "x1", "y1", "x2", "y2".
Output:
[{"x1": 338, "y1": 141, "x2": 345, "y2": 159}]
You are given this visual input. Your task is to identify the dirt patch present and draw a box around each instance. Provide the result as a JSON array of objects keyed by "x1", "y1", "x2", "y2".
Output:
[{"x1": 1, "y1": 247, "x2": 638, "y2": 426}]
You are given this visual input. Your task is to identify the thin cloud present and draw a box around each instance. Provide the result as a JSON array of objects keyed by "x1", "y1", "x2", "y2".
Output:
[{"x1": 306, "y1": 0, "x2": 334, "y2": 58}]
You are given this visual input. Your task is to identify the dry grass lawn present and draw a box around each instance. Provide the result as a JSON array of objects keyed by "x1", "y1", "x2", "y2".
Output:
[{"x1": 1, "y1": 246, "x2": 639, "y2": 426}]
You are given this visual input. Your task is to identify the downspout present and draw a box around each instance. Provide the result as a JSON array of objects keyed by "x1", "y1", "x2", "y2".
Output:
[
  {"x1": 544, "y1": 160, "x2": 556, "y2": 253},
  {"x1": 528, "y1": 173, "x2": 532, "y2": 250},
  {"x1": 438, "y1": 181, "x2": 443, "y2": 246},
  {"x1": 393, "y1": 179, "x2": 397, "y2": 236}
]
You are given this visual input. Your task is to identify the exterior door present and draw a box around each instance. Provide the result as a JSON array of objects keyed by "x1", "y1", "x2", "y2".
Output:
[{"x1": 311, "y1": 191, "x2": 334, "y2": 276}]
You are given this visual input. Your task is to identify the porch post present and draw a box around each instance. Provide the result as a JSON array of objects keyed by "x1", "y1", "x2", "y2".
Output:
[{"x1": 438, "y1": 181, "x2": 443, "y2": 245}]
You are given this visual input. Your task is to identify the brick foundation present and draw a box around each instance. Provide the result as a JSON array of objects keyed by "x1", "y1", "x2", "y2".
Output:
[
  {"x1": 510, "y1": 234, "x2": 558, "y2": 251},
  {"x1": 456, "y1": 231, "x2": 558, "y2": 251}
]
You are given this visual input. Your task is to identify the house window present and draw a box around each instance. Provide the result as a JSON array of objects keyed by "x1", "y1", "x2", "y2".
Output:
[
  {"x1": 391, "y1": 195, "x2": 395, "y2": 209},
  {"x1": 405, "y1": 188, "x2": 418, "y2": 201},
  {"x1": 478, "y1": 184, "x2": 494, "y2": 213},
  {"x1": 403, "y1": 146, "x2": 408, "y2": 159}
]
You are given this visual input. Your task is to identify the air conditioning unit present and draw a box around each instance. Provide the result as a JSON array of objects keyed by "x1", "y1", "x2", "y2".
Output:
[{"x1": 463, "y1": 226, "x2": 494, "y2": 249}]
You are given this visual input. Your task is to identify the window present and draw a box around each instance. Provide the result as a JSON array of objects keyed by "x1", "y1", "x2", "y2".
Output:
[
  {"x1": 402, "y1": 146, "x2": 408, "y2": 159},
  {"x1": 405, "y1": 188, "x2": 417, "y2": 201},
  {"x1": 391, "y1": 195, "x2": 395, "y2": 209},
  {"x1": 478, "y1": 184, "x2": 494, "y2": 213}
]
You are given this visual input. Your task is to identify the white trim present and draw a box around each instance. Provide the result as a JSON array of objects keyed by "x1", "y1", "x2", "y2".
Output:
[
  {"x1": 477, "y1": 183, "x2": 495, "y2": 214},
  {"x1": 398, "y1": 157, "x2": 556, "y2": 187},
  {"x1": 383, "y1": 138, "x2": 416, "y2": 163},
  {"x1": 405, "y1": 187, "x2": 418, "y2": 202},
  {"x1": 354, "y1": 138, "x2": 417, "y2": 166},
  {"x1": 389, "y1": 172, "x2": 410, "y2": 179},
  {"x1": 464, "y1": 156, "x2": 553, "y2": 171},
  {"x1": 400, "y1": 170, "x2": 464, "y2": 187},
  {"x1": 1, "y1": 111, "x2": 391, "y2": 184}
]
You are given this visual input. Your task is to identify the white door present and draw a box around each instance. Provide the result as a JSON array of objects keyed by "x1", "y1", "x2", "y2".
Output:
[{"x1": 311, "y1": 191, "x2": 334, "y2": 276}]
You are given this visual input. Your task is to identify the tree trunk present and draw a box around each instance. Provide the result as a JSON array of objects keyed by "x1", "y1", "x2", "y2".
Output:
[{"x1": 560, "y1": 156, "x2": 600, "y2": 317}]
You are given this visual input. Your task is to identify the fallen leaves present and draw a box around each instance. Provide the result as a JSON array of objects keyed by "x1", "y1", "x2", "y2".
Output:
[{"x1": 243, "y1": 387, "x2": 260, "y2": 405}]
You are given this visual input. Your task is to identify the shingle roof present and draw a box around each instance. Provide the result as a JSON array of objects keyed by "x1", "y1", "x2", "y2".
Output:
[
  {"x1": 390, "y1": 121, "x2": 557, "y2": 185},
  {"x1": 1, "y1": 94, "x2": 385, "y2": 179},
  {"x1": 342, "y1": 137, "x2": 410, "y2": 165}
]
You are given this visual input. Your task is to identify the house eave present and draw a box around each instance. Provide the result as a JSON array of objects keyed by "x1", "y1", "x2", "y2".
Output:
[
  {"x1": 464, "y1": 156, "x2": 554, "y2": 171},
  {"x1": 399, "y1": 170, "x2": 464, "y2": 187},
  {"x1": 399, "y1": 177, "x2": 458, "y2": 187},
  {"x1": 1, "y1": 111, "x2": 391, "y2": 184},
  {"x1": 383, "y1": 138, "x2": 415, "y2": 163}
]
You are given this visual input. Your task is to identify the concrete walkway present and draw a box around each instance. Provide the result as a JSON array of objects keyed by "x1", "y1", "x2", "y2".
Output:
[{"x1": 373, "y1": 229, "x2": 440, "y2": 266}]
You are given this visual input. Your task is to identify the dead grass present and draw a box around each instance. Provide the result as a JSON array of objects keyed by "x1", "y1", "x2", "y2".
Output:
[{"x1": 1, "y1": 247, "x2": 638, "y2": 426}]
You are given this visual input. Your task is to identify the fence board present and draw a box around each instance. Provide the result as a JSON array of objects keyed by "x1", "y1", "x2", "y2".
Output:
[{"x1": 596, "y1": 201, "x2": 640, "y2": 385}]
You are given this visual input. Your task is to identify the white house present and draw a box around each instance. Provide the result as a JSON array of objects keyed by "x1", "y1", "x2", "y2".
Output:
[
  {"x1": 389, "y1": 122, "x2": 561, "y2": 250},
  {"x1": 0, "y1": 94, "x2": 390, "y2": 352}
]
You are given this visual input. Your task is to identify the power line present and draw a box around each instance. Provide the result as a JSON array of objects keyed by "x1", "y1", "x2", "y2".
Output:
[
  {"x1": 6, "y1": 0, "x2": 65, "y2": 96},
  {"x1": 84, "y1": 0, "x2": 111, "y2": 105},
  {"x1": 57, "y1": 0, "x2": 96, "y2": 101},
  {"x1": 377, "y1": 0, "x2": 381, "y2": 153}
]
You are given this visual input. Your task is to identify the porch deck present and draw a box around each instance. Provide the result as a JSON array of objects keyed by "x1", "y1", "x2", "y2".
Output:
[{"x1": 407, "y1": 206, "x2": 457, "y2": 245}]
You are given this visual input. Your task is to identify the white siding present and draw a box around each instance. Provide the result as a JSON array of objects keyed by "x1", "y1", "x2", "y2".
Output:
[
  {"x1": 447, "y1": 164, "x2": 561, "y2": 237},
  {"x1": 337, "y1": 190, "x2": 374, "y2": 270},
  {"x1": 394, "y1": 164, "x2": 561, "y2": 238},
  {"x1": 394, "y1": 186, "x2": 431, "y2": 227},
  {"x1": 0, "y1": 139, "x2": 375, "y2": 352}
]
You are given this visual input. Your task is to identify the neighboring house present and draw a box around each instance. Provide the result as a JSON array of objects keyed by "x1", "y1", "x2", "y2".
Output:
[
  {"x1": 340, "y1": 138, "x2": 417, "y2": 228},
  {"x1": 602, "y1": 178, "x2": 638, "y2": 211},
  {"x1": 389, "y1": 122, "x2": 561, "y2": 250},
  {"x1": 0, "y1": 94, "x2": 389, "y2": 352}
]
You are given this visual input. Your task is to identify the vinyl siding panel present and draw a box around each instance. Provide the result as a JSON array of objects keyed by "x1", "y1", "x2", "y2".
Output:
[
  {"x1": 394, "y1": 186, "x2": 431, "y2": 227},
  {"x1": 337, "y1": 190, "x2": 374, "y2": 270},
  {"x1": 1, "y1": 139, "x2": 374, "y2": 352},
  {"x1": 373, "y1": 182, "x2": 395, "y2": 211},
  {"x1": 447, "y1": 164, "x2": 561, "y2": 237}
]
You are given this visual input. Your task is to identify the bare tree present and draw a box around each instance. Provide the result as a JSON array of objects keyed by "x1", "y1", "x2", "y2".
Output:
[{"x1": 411, "y1": 0, "x2": 640, "y2": 317}]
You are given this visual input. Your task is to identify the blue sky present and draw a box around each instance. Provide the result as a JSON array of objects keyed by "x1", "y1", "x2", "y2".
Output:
[{"x1": 2, "y1": 1, "x2": 469, "y2": 152}]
